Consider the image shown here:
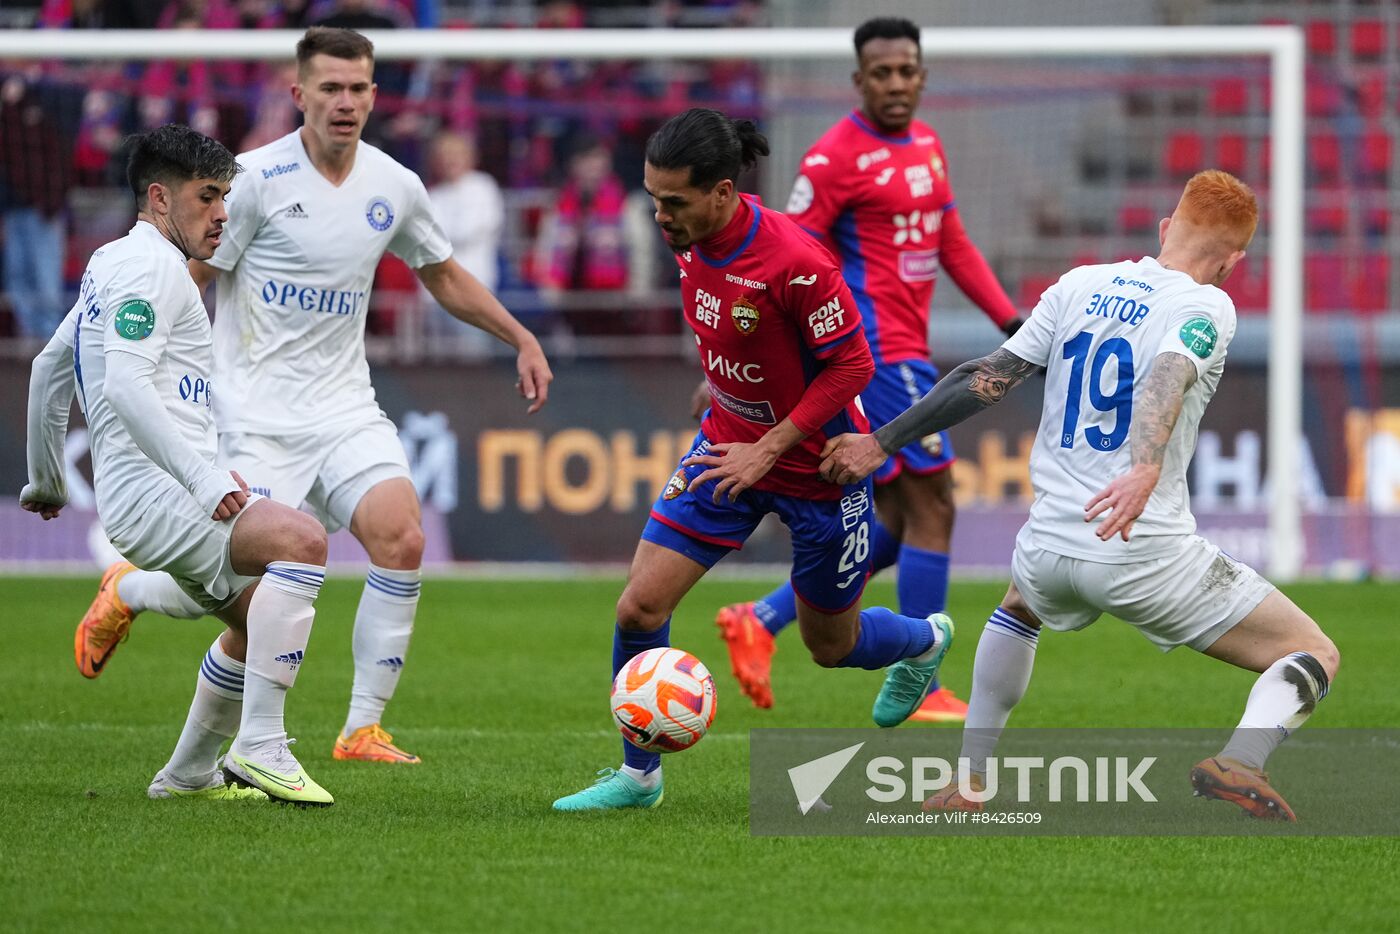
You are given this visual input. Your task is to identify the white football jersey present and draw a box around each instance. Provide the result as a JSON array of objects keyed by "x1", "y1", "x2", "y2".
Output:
[
  {"x1": 1002, "y1": 256, "x2": 1237, "y2": 563},
  {"x1": 72, "y1": 222, "x2": 219, "y2": 525},
  {"x1": 208, "y1": 131, "x2": 452, "y2": 434}
]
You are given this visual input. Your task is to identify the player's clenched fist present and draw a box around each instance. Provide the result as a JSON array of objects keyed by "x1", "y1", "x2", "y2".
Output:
[
  {"x1": 19, "y1": 493, "x2": 64, "y2": 520},
  {"x1": 212, "y1": 470, "x2": 251, "y2": 521},
  {"x1": 819, "y1": 433, "x2": 889, "y2": 485}
]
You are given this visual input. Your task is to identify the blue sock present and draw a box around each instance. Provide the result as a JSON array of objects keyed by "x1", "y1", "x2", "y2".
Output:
[
  {"x1": 869, "y1": 518, "x2": 900, "y2": 573},
  {"x1": 753, "y1": 584, "x2": 797, "y2": 636},
  {"x1": 613, "y1": 620, "x2": 670, "y2": 774},
  {"x1": 836, "y1": 607, "x2": 935, "y2": 670},
  {"x1": 896, "y1": 545, "x2": 951, "y2": 694},
  {"x1": 754, "y1": 519, "x2": 900, "y2": 637}
]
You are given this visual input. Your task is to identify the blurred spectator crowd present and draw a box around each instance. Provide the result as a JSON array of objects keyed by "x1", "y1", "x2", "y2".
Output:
[{"x1": 0, "y1": 0, "x2": 763, "y2": 351}]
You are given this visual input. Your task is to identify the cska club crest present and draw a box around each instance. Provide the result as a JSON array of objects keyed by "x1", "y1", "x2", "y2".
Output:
[
  {"x1": 731, "y1": 298, "x2": 760, "y2": 335},
  {"x1": 930, "y1": 153, "x2": 946, "y2": 182},
  {"x1": 663, "y1": 469, "x2": 689, "y2": 501}
]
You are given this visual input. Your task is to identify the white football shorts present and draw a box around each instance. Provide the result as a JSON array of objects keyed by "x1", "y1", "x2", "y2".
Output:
[
  {"x1": 1010, "y1": 526, "x2": 1275, "y2": 652},
  {"x1": 105, "y1": 480, "x2": 264, "y2": 614},
  {"x1": 217, "y1": 412, "x2": 411, "y2": 532}
]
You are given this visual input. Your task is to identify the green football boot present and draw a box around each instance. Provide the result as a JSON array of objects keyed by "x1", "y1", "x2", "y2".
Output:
[
  {"x1": 872, "y1": 614, "x2": 956, "y2": 728},
  {"x1": 552, "y1": 768, "x2": 663, "y2": 812},
  {"x1": 223, "y1": 738, "x2": 334, "y2": 807},
  {"x1": 147, "y1": 770, "x2": 269, "y2": 801}
]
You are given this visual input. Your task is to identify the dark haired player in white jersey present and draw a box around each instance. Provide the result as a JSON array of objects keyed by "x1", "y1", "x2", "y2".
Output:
[
  {"x1": 26, "y1": 124, "x2": 335, "y2": 805},
  {"x1": 71, "y1": 27, "x2": 553, "y2": 767}
]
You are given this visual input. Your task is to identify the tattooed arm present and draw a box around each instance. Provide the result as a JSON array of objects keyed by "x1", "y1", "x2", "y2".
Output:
[
  {"x1": 1083, "y1": 353, "x2": 1198, "y2": 542},
  {"x1": 819, "y1": 348, "x2": 1042, "y2": 485},
  {"x1": 877, "y1": 348, "x2": 1043, "y2": 454}
]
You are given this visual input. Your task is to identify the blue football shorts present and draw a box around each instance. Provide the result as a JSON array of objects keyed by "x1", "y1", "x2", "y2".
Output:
[
  {"x1": 860, "y1": 358, "x2": 956, "y2": 484},
  {"x1": 643, "y1": 431, "x2": 875, "y2": 613}
]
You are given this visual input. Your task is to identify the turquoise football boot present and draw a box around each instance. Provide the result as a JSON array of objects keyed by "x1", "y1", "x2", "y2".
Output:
[
  {"x1": 872, "y1": 614, "x2": 956, "y2": 728},
  {"x1": 552, "y1": 768, "x2": 664, "y2": 812}
]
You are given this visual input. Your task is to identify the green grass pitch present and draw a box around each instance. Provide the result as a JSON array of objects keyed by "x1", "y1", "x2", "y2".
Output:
[{"x1": 2, "y1": 575, "x2": 1397, "y2": 932}]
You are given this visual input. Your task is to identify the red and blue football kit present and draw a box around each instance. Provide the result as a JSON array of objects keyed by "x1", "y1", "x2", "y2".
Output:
[
  {"x1": 644, "y1": 196, "x2": 878, "y2": 612},
  {"x1": 788, "y1": 109, "x2": 1018, "y2": 481}
]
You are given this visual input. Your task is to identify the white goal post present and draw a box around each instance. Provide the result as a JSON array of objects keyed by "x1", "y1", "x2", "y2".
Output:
[{"x1": 0, "y1": 25, "x2": 1305, "y2": 580}]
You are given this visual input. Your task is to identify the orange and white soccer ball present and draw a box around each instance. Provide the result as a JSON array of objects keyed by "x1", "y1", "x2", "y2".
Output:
[{"x1": 611, "y1": 647, "x2": 717, "y2": 753}]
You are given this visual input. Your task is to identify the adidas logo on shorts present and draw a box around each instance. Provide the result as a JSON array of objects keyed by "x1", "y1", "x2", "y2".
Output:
[
  {"x1": 274, "y1": 649, "x2": 304, "y2": 669},
  {"x1": 376, "y1": 656, "x2": 405, "y2": 672}
]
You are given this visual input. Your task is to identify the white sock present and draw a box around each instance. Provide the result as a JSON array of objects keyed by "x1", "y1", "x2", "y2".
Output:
[
  {"x1": 118, "y1": 569, "x2": 204, "y2": 619},
  {"x1": 620, "y1": 764, "x2": 662, "y2": 789},
  {"x1": 161, "y1": 637, "x2": 244, "y2": 787},
  {"x1": 912, "y1": 615, "x2": 949, "y2": 664},
  {"x1": 234, "y1": 562, "x2": 323, "y2": 752},
  {"x1": 961, "y1": 607, "x2": 1040, "y2": 776},
  {"x1": 343, "y1": 564, "x2": 420, "y2": 736},
  {"x1": 1218, "y1": 652, "x2": 1331, "y2": 770}
]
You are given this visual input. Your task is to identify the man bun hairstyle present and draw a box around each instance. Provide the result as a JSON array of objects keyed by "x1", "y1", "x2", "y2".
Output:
[
  {"x1": 644, "y1": 108, "x2": 770, "y2": 192},
  {"x1": 125, "y1": 123, "x2": 241, "y2": 209},
  {"x1": 854, "y1": 16, "x2": 921, "y2": 58},
  {"x1": 297, "y1": 25, "x2": 375, "y2": 77}
]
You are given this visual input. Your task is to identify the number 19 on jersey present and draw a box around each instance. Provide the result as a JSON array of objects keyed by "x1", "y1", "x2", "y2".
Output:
[{"x1": 1060, "y1": 330, "x2": 1134, "y2": 451}]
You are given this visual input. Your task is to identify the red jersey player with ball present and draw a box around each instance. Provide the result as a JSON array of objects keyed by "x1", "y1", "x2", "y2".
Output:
[
  {"x1": 553, "y1": 109, "x2": 955, "y2": 813},
  {"x1": 717, "y1": 18, "x2": 1024, "y2": 722}
]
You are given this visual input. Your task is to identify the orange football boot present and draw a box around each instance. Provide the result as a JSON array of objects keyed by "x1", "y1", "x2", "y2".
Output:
[
  {"x1": 908, "y1": 686, "x2": 969, "y2": 724},
  {"x1": 1190, "y1": 756, "x2": 1297, "y2": 821},
  {"x1": 923, "y1": 773, "x2": 986, "y2": 813},
  {"x1": 333, "y1": 724, "x2": 422, "y2": 764},
  {"x1": 715, "y1": 602, "x2": 775, "y2": 709},
  {"x1": 74, "y1": 561, "x2": 138, "y2": 679}
]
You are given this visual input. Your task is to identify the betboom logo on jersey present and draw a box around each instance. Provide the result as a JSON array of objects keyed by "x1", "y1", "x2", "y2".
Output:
[
  {"x1": 261, "y1": 281, "x2": 368, "y2": 317},
  {"x1": 261, "y1": 161, "x2": 300, "y2": 179}
]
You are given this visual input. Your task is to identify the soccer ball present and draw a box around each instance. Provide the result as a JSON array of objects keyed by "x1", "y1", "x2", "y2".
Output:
[{"x1": 610, "y1": 647, "x2": 717, "y2": 753}]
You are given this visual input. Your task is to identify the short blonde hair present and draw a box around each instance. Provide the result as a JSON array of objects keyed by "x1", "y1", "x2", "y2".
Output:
[{"x1": 1175, "y1": 169, "x2": 1258, "y2": 252}]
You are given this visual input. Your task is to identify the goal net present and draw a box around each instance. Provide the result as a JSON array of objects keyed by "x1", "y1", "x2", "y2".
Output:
[{"x1": 0, "y1": 25, "x2": 1345, "y2": 581}]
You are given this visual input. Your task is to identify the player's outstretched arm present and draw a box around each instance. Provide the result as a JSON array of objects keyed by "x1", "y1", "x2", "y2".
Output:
[
  {"x1": 20, "y1": 324, "x2": 77, "y2": 520},
  {"x1": 1084, "y1": 353, "x2": 1197, "y2": 542},
  {"x1": 416, "y1": 258, "x2": 553, "y2": 414},
  {"x1": 820, "y1": 348, "x2": 1041, "y2": 484}
]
